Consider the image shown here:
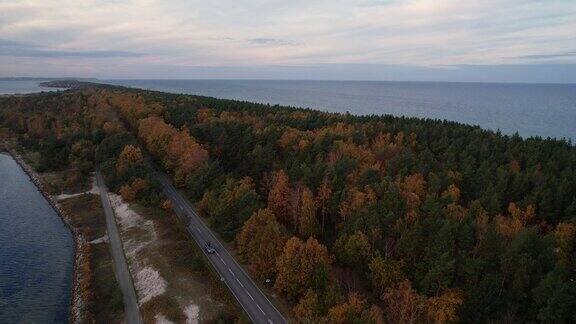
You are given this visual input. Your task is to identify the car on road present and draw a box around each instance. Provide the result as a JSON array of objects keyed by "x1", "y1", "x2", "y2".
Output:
[{"x1": 204, "y1": 242, "x2": 216, "y2": 254}]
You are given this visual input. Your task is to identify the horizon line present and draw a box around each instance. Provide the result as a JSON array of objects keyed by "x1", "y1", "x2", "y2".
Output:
[{"x1": 3, "y1": 76, "x2": 575, "y2": 86}]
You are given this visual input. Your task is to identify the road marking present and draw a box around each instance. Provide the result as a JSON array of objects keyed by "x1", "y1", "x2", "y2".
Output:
[
  {"x1": 159, "y1": 174, "x2": 287, "y2": 324},
  {"x1": 257, "y1": 304, "x2": 265, "y2": 315},
  {"x1": 236, "y1": 278, "x2": 244, "y2": 287}
]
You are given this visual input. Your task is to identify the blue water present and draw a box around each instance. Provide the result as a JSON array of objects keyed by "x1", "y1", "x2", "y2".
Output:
[
  {"x1": 0, "y1": 81, "x2": 56, "y2": 95},
  {"x1": 105, "y1": 79, "x2": 576, "y2": 142},
  {"x1": 0, "y1": 153, "x2": 74, "y2": 323}
]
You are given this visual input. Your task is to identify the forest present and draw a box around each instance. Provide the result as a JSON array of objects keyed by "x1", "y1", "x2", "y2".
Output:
[{"x1": 1, "y1": 85, "x2": 575, "y2": 323}]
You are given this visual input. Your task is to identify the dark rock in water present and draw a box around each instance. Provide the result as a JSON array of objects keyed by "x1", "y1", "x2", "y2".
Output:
[{"x1": 40, "y1": 80, "x2": 95, "y2": 89}]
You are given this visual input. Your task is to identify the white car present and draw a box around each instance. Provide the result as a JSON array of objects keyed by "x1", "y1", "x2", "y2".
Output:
[{"x1": 204, "y1": 242, "x2": 216, "y2": 254}]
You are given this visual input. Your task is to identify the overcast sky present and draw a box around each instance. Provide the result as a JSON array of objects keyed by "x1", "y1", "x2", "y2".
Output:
[{"x1": 1, "y1": 0, "x2": 575, "y2": 82}]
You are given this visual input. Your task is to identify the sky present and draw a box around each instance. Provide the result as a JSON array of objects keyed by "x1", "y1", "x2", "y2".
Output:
[{"x1": 0, "y1": 0, "x2": 575, "y2": 82}]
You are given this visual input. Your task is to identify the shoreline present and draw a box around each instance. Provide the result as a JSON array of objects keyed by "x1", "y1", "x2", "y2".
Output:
[
  {"x1": 1, "y1": 146, "x2": 87, "y2": 324},
  {"x1": 2, "y1": 81, "x2": 576, "y2": 144}
]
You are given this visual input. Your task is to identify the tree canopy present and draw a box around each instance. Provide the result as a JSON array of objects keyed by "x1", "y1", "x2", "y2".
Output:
[{"x1": 2, "y1": 85, "x2": 575, "y2": 323}]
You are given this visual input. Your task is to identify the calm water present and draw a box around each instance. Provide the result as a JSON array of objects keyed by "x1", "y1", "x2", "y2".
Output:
[
  {"x1": 0, "y1": 81, "x2": 56, "y2": 95},
  {"x1": 0, "y1": 153, "x2": 73, "y2": 323},
  {"x1": 105, "y1": 79, "x2": 576, "y2": 141}
]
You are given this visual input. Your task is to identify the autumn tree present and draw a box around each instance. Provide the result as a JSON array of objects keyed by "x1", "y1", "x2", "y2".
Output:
[
  {"x1": 441, "y1": 184, "x2": 461, "y2": 203},
  {"x1": 293, "y1": 290, "x2": 321, "y2": 323},
  {"x1": 26, "y1": 115, "x2": 46, "y2": 137},
  {"x1": 102, "y1": 121, "x2": 123, "y2": 134},
  {"x1": 275, "y1": 236, "x2": 333, "y2": 301},
  {"x1": 279, "y1": 127, "x2": 302, "y2": 151},
  {"x1": 339, "y1": 187, "x2": 375, "y2": 222},
  {"x1": 119, "y1": 184, "x2": 135, "y2": 201},
  {"x1": 290, "y1": 185, "x2": 302, "y2": 232},
  {"x1": 325, "y1": 293, "x2": 366, "y2": 324},
  {"x1": 382, "y1": 280, "x2": 427, "y2": 324},
  {"x1": 363, "y1": 305, "x2": 386, "y2": 324},
  {"x1": 400, "y1": 173, "x2": 426, "y2": 198},
  {"x1": 138, "y1": 116, "x2": 176, "y2": 157},
  {"x1": 268, "y1": 169, "x2": 292, "y2": 226},
  {"x1": 335, "y1": 231, "x2": 372, "y2": 267},
  {"x1": 495, "y1": 202, "x2": 536, "y2": 239},
  {"x1": 555, "y1": 223, "x2": 576, "y2": 263},
  {"x1": 167, "y1": 128, "x2": 208, "y2": 175},
  {"x1": 299, "y1": 187, "x2": 319, "y2": 238},
  {"x1": 119, "y1": 177, "x2": 148, "y2": 201},
  {"x1": 369, "y1": 256, "x2": 406, "y2": 296},
  {"x1": 160, "y1": 199, "x2": 173, "y2": 211},
  {"x1": 236, "y1": 208, "x2": 288, "y2": 279},
  {"x1": 398, "y1": 173, "x2": 427, "y2": 223},
  {"x1": 426, "y1": 289, "x2": 464, "y2": 324},
  {"x1": 109, "y1": 91, "x2": 163, "y2": 124},
  {"x1": 116, "y1": 144, "x2": 144, "y2": 175},
  {"x1": 317, "y1": 178, "x2": 332, "y2": 234}
]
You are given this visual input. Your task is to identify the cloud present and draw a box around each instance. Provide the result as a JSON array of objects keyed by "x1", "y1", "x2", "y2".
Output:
[
  {"x1": 247, "y1": 38, "x2": 295, "y2": 46},
  {"x1": 0, "y1": 39, "x2": 144, "y2": 58},
  {"x1": 512, "y1": 51, "x2": 576, "y2": 60},
  {"x1": 0, "y1": 0, "x2": 575, "y2": 80}
]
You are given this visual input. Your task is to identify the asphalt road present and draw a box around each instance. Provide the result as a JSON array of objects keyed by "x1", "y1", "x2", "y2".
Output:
[
  {"x1": 155, "y1": 172, "x2": 288, "y2": 324},
  {"x1": 95, "y1": 171, "x2": 143, "y2": 324}
]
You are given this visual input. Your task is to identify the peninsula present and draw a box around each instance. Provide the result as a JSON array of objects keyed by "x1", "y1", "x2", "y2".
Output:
[{"x1": 1, "y1": 83, "x2": 575, "y2": 323}]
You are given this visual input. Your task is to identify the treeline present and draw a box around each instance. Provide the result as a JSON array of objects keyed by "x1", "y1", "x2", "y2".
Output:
[
  {"x1": 2, "y1": 86, "x2": 575, "y2": 323},
  {"x1": 0, "y1": 90, "x2": 162, "y2": 206}
]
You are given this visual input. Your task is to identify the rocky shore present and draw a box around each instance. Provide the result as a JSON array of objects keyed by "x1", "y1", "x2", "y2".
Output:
[{"x1": 3, "y1": 146, "x2": 87, "y2": 324}]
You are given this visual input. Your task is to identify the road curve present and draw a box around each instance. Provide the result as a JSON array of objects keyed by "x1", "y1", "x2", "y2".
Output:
[
  {"x1": 95, "y1": 171, "x2": 143, "y2": 324},
  {"x1": 155, "y1": 172, "x2": 288, "y2": 324}
]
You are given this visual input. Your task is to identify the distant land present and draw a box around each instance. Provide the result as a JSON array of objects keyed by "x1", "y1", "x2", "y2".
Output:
[
  {"x1": 39, "y1": 80, "x2": 95, "y2": 89},
  {"x1": 0, "y1": 77, "x2": 98, "y2": 82}
]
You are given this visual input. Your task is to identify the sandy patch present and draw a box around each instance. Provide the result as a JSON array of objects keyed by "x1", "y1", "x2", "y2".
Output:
[
  {"x1": 135, "y1": 267, "x2": 167, "y2": 305},
  {"x1": 155, "y1": 314, "x2": 175, "y2": 324},
  {"x1": 109, "y1": 193, "x2": 144, "y2": 228},
  {"x1": 54, "y1": 192, "x2": 85, "y2": 200},
  {"x1": 108, "y1": 192, "x2": 166, "y2": 308},
  {"x1": 89, "y1": 235, "x2": 108, "y2": 244},
  {"x1": 184, "y1": 304, "x2": 200, "y2": 324}
]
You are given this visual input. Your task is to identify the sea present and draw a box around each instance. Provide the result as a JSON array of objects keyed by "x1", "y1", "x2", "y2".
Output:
[
  {"x1": 0, "y1": 80, "x2": 56, "y2": 95},
  {"x1": 0, "y1": 153, "x2": 74, "y2": 323}
]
